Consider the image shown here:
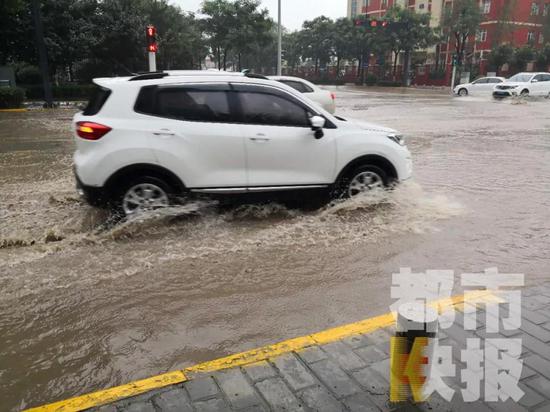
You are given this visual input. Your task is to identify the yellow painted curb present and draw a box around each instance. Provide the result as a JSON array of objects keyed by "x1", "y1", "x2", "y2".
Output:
[
  {"x1": 0, "y1": 108, "x2": 27, "y2": 112},
  {"x1": 25, "y1": 371, "x2": 187, "y2": 412},
  {"x1": 25, "y1": 290, "x2": 498, "y2": 412}
]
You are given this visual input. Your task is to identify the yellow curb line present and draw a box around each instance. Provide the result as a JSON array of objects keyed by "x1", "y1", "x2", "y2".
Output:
[
  {"x1": 26, "y1": 290, "x2": 498, "y2": 412},
  {"x1": 0, "y1": 108, "x2": 27, "y2": 112}
]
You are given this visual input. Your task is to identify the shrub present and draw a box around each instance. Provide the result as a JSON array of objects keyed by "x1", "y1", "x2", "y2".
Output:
[
  {"x1": 365, "y1": 74, "x2": 378, "y2": 86},
  {"x1": 15, "y1": 65, "x2": 42, "y2": 85},
  {"x1": 21, "y1": 84, "x2": 95, "y2": 100},
  {"x1": 0, "y1": 87, "x2": 26, "y2": 109},
  {"x1": 308, "y1": 77, "x2": 345, "y2": 86}
]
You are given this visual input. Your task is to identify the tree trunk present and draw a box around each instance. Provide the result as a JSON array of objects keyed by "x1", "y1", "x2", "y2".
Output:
[
  {"x1": 402, "y1": 49, "x2": 411, "y2": 87},
  {"x1": 392, "y1": 51, "x2": 399, "y2": 80}
]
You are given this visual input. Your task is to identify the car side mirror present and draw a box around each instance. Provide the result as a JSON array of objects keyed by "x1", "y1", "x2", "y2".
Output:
[{"x1": 310, "y1": 115, "x2": 326, "y2": 139}]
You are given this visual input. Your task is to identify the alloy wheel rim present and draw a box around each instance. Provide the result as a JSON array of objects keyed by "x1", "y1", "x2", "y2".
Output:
[
  {"x1": 122, "y1": 183, "x2": 169, "y2": 215},
  {"x1": 348, "y1": 171, "x2": 383, "y2": 197}
]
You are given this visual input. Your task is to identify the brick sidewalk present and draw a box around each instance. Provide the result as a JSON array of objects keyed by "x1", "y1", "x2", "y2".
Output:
[{"x1": 40, "y1": 284, "x2": 550, "y2": 412}]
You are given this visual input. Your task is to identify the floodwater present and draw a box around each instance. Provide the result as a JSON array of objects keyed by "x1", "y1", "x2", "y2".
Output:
[{"x1": 1, "y1": 88, "x2": 549, "y2": 410}]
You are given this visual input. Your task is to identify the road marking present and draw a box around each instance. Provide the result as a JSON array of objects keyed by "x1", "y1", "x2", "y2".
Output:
[
  {"x1": 0, "y1": 108, "x2": 27, "y2": 112},
  {"x1": 25, "y1": 290, "x2": 497, "y2": 412}
]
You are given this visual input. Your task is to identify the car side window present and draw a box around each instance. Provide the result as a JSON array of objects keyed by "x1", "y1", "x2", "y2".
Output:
[
  {"x1": 532, "y1": 75, "x2": 544, "y2": 82},
  {"x1": 237, "y1": 91, "x2": 310, "y2": 127},
  {"x1": 474, "y1": 78, "x2": 488, "y2": 84},
  {"x1": 540, "y1": 74, "x2": 550, "y2": 82},
  {"x1": 279, "y1": 80, "x2": 314, "y2": 93},
  {"x1": 154, "y1": 88, "x2": 232, "y2": 122},
  {"x1": 488, "y1": 78, "x2": 502, "y2": 83}
]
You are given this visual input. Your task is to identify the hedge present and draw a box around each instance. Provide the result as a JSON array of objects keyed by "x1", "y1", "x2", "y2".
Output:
[
  {"x1": 308, "y1": 78, "x2": 346, "y2": 86},
  {"x1": 0, "y1": 87, "x2": 26, "y2": 109},
  {"x1": 21, "y1": 84, "x2": 95, "y2": 100}
]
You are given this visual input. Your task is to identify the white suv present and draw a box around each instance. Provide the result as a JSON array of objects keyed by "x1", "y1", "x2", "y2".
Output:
[{"x1": 73, "y1": 72, "x2": 412, "y2": 215}]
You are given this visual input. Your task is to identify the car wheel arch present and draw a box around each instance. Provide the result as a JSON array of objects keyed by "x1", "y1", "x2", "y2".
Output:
[
  {"x1": 104, "y1": 163, "x2": 186, "y2": 198},
  {"x1": 335, "y1": 154, "x2": 398, "y2": 184}
]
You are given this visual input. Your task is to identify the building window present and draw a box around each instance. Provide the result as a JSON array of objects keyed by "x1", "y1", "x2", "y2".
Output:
[
  {"x1": 528, "y1": 31, "x2": 536, "y2": 42},
  {"x1": 351, "y1": 0, "x2": 358, "y2": 16},
  {"x1": 381, "y1": 0, "x2": 387, "y2": 7},
  {"x1": 544, "y1": 3, "x2": 549, "y2": 15},
  {"x1": 539, "y1": 33, "x2": 544, "y2": 43},
  {"x1": 476, "y1": 29, "x2": 488, "y2": 42},
  {"x1": 419, "y1": 3, "x2": 425, "y2": 9},
  {"x1": 481, "y1": 0, "x2": 491, "y2": 14},
  {"x1": 531, "y1": 2, "x2": 540, "y2": 15}
]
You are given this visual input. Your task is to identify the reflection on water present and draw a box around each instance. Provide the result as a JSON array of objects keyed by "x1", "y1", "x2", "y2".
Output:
[{"x1": 1, "y1": 91, "x2": 549, "y2": 410}]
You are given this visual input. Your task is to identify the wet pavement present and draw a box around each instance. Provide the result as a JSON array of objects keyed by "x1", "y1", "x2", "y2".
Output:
[{"x1": 1, "y1": 87, "x2": 549, "y2": 410}]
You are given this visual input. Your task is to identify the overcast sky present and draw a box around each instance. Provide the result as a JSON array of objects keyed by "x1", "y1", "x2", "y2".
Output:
[{"x1": 172, "y1": 0, "x2": 346, "y2": 31}]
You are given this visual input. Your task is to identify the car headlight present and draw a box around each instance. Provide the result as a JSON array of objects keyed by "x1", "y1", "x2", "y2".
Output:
[{"x1": 387, "y1": 133, "x2": 405, "y2": 146}]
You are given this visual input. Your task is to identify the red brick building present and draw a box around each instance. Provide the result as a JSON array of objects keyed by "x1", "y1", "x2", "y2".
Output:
[{"x1": 347, "y1": 0, "x2": 550, "y2": 84}]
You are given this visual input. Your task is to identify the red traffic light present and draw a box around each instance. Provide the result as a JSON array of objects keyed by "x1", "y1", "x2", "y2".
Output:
[
  {"x1": 382, "y1": 21, "x2": 388, "y2": 27},
  {"x1": 370, "y1": 20, "x2": 378, "y2": 27},
  {"x1": 148, "y1": 43, "x2": 158, "y2": 53},
  {"x1": 146, "y1": 25, "x2": 156, "y2": 38}
]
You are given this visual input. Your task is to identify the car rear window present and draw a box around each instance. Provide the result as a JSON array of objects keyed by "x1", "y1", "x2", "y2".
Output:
[
  {"x1": 135, "y1": 86, "x2": 233, "y2": 123},
  {"x1": 278, "y1": 80, "x2": 314, "y2": 93},
  {"x1": 82, "y1": 86, "x2": 111, "y2": 116}
]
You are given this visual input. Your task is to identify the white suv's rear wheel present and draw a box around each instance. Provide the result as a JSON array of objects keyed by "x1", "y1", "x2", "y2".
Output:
[{"x1": 119, "y1": 177, "x2": 172, "y2": 216}]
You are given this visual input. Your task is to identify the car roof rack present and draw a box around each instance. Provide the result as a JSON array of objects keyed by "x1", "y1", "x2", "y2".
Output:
[
  {"x1": 244, "y1": 72, "x2": 269, "y2": 80},
  {"x1": 129, "y1": 72, "x2": 169, "y2": 81}
]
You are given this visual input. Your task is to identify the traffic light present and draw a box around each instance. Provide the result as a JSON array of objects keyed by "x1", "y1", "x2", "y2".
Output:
[
  {"x1": 146, "y1": 25, "x2": 157, "y2": 53},
  {"x1": 354, "y1": 17, "x2": 391, "y2": 29}
]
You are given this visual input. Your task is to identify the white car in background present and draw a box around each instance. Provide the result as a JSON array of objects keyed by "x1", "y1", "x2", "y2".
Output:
[
  {"x1": 493, "y1": 72, "x2": 550, "y2": 98},
  {"x1": 453, "y1": 76, "x2": 505, "y2": 96},
  {"x1": 268, "y1": 76, "x2": 336, "y2": 113}
]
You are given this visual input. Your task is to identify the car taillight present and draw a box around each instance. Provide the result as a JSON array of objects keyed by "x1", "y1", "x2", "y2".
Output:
[
  {"x1": 76, "y1": 121, "x2": 111, "y2": 140},
  {"x1": 331, "y1": 92, "x2": 336, "y2": 101}
]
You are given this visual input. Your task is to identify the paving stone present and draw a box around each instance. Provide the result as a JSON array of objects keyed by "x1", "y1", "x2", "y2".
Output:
[
  {"x1": 518, "y1": 383, "x2": 545, "y2": 409},
  {"x1": 184, "y1": 376, "x2": 220, "y2": 401},
  {"x1": 364, "y1": 329, "x2": 392, "y2": 354},
  {"x1": 96, "y1": 405, "x2": 118, "y2": 412},
  {"x1": 351, "y1": 366, "x2": 390, "y2": 410},
  {"x1": 342, "y1": 392, "x2": 379, "y2": 412},
  {"x1": 193, "y1": 397, "x2": 230, "y2": 412},
  {"x1": 296, "y1": 346, "x2": 328, "y2": 364},
  {"x1": 321, "y1": 341, "x2": 367, "y2": 371},
  {"x1": 541, "y1": 322, "x2": 550, "y2": 332},
  {"x1": 243, "y1": 361, "x2": 278, "y2": 382},
  {"x1": 486, "y1": 399, "x2": 527, "y2": 412},
  {"x1": 534, "y1": 403, "x2": 550, "y2": 412},
  {"x1": 524, "y1": 354, "x2": 550, "y2": 380},
  {"x1": 525, "y1": 375, "x2": 550, "y2": 397},
  {"x1": 271, "y1": 353, "x2": 317, "y2": 391},
  {"x1": 298, "y1": 385, "x2": 346, "y2": 412},
  {"x1": 214, "y1": 368, "x2": 263, "y2": 409},
  {"x1": 255, "y1": 378, "x2": 305, "y2": 411},
  {"x1": 520, "y1": 319, "x2": 550, "y2": 342},
  {"x1": 370, "y1": 358, "x2": 390, "y2": 383},
  {"x1": 521, "y1": 308, "x2": 550, "y2": 324},
  {"x1": 354, "y1": 345, "x2": 388, "y2": 365},
  {"x1": 521, "y1": 334, "x2": 550, "y2": 360},
  {"x1": 342, "y1": 334, "x2": 372, "y2": 349},
  {"x1": 121, "y1": 401, "x2": 156, "y2": 412},
  {"x1": 151, "y1": 387, "x2": 193, "y2": 411},
  {"x1": 308, "y1": 358, "x2": 361, "y2": 398},
  {"x1": 519, "y1": 364, "x2": 537, "y2": 381}
]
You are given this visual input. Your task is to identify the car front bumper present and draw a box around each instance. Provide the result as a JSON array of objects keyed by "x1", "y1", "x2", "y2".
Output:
[{"x1": 493, "y1": 89, "x2": 518, "y2": 97}]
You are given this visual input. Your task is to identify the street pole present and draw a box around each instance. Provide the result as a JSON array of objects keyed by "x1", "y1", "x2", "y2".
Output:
[
  {"x1": 450, "y1": 63, "x2": 456, "y2": 93},
  {"x1": 148, "y1": 52, "x2": 157, "y2": 72},
  {"x1": 30, "y1": 0, "x2": 53, "y2": 108},
  {"x1": 277, "y1": 0, "x2": 282, "y2": 76}
]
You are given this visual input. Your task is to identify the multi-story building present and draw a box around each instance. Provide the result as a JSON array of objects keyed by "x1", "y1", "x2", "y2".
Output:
[{"x1": 347, "y1": 0, "x2": 549, "y2": 82}]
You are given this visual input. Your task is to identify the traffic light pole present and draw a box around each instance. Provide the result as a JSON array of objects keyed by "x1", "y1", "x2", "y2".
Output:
[
  {"x1": 450, "y1": 62, "x2": 456, "y2": 92},
  {"x1": 277, "y1": 0, "x2": 282, "y2": 76},
  {"x1": 148, "y1": 52, "x2": 157, "y2": 72},
  {"x1": 31, "y1": 0, "x2": 54, "y2": 108}
]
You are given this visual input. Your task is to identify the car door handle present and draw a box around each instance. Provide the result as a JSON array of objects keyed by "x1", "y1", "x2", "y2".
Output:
[
  {"x1": 153, "y1": 129, "x2": 175, "y2": 136},
  {"x1": 250, "y1": 134, "x2": 270, "y2": 142}
]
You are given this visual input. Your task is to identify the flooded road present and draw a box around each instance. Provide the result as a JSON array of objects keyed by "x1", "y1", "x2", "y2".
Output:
[{"x1": 1, "y1": 88, "x2": 549, "y2": 410}]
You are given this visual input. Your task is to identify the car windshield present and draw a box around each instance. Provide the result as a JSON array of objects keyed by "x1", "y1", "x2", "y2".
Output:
[{"x1": 508, "y1": 74, "x2": 532, "y2": 82}]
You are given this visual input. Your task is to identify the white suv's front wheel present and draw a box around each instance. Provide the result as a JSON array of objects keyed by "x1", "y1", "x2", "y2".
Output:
[
  {"x1": 119, "y1": 177, "x2": 172, "y2": 216},
  {"x1": 336, "y1": 165, "x2": 389, "y2": 199}
]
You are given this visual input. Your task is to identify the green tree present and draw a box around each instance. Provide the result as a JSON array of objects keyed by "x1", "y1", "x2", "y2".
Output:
[
  {"x1": 300, "y1": 16, "x2": 335, "y2": 74},
  {"x1": 332, "y1": 18, "x2": 357, "y2": 75},
  {"x1": 282, "y1": 31, "x2": 302, "y2": 70},
  {"x1": 487, "y1": 44, "x2": 514, "y2": 75},
  {"x1": 512, "y1": 46, "x2": 535, "y2": 72},
  {"x1": 535, "y1": 44, "x2": 550, "y2": 71},
  {"x1": 442, "y1": 0, "x2": 483, "y2": 83}
]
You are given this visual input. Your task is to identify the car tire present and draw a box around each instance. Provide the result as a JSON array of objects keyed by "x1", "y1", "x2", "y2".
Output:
[
  {"x1": 458, "y1": 88, "x2": 468, "y2": 97},
  {"x1": 335, "y1": 165, "x2": 389, "y2": 199},
  {"x1": 520, "y1": 89, "x2": 529, "y2": 97},
  {"x1": 114, "y1": 175, "x2": 174, "y2": 217}
]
